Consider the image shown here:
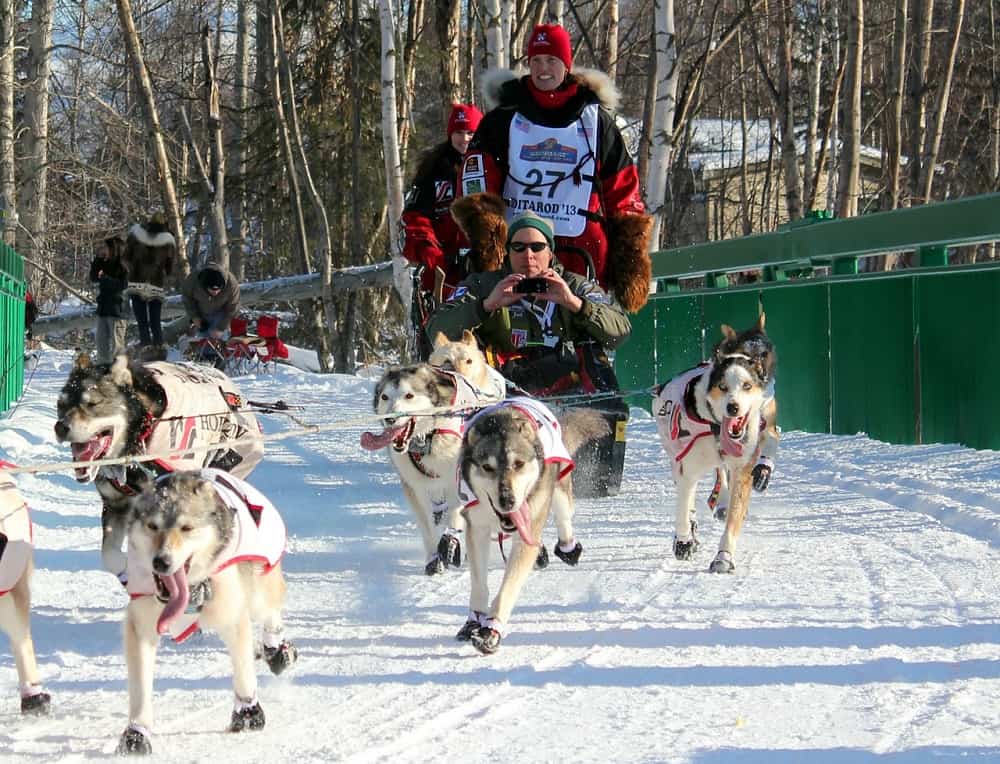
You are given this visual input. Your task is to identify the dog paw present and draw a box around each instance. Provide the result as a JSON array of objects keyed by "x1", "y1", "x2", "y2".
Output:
[
  {"x1": 709, "y1": 551, "x2": 735, "y2": 574},
  {"x1": 230, "y1": 702, "x2": 266, "y2": 732},
  {"x1": 455, "y1": 613, "x2": 485, "y2": 642},
  {"x1": 470, "y1": 626, "x2": 501, "y2": 655},
  {"x1": 116, "y1": 724, "x2": 152, "y2": 756},
  {"x1": 534, "y1": 545, "x2": 550, "y2": 570},
  {"x1": 713, "y1": 504, "x2": 728, "y2": 521},
  {"x1": 20, "y1": 692, "x2": 50, "y2": 716},
  {"x1": 424, "y1": 554, "x2": 445, "y2": 576},
  {"x1": 752, "y1": 463, "x2": 772, "y2": 492},
  {"x1": 673, "y1": 537, "x2": 699, "y2": 560},
  {"x1": 553, "y1": 541, "x2": 582, "y2": 566},
  {"x1": 264, "y1": 641, "x2": 298, "y2": 676},
  {"x1": 437, "y1": 532, "x2": 462, "y2": 568}
]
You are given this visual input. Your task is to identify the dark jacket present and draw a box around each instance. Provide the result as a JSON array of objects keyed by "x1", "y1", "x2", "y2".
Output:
[
  {"x1": 181, "y1": 262, "x2": 240, "y2": 329},
  {"x1": 425, "y1": 262, "x2": 630, "y2": 394},
  {"x1": 89, "y1": 253, "x2": 129, "y2": 318},
  {"x1": 123, "y1": 221, "x2": 176, "y2": 288}
]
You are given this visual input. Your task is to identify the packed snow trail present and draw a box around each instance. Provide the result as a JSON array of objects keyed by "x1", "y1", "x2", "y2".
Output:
[{"x1": 1, "y1": 348, "x2": 999, "y2": 762}]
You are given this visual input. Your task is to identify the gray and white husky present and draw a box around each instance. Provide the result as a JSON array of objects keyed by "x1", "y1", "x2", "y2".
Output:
[
  {"x1": 116, "y1": 468, "x2": 296, "y2": 756},
  {"x1": 457, "y1": 397, "x2": 608, "y2": 654},
  {"x1": 53, "y1": 353, "x2": 263, "y2": 580},
  {"x1": 0, "y1": 466, "x2": 50, "y2": 715},
  {"x1": 361, "y1": 361, "x2": 503, "y2": 574},
  {"x1": 653, "y1": 313, "x2": 779, "y2": 574}
]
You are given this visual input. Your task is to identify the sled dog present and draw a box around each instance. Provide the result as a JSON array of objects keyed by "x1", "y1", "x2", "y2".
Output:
[
  {"x1": 652, "y1": 313, "x2": 778, "y2": 573},
  {"x1": 427, "y1": 330, "x2": 507, "y2": 401},
  {"x1": 116, "y1": 468, "x2": 296, "y2": 755},
  {"x1": 360, "y1": 361, "x2": 503, "y2": 574},
  {"x1": 457, "y1": 397, "x2": 608, "y2": 654},
  {"x1": 0, "y1": 463, "x2": 50, "y2": 715},
  {"x1": 54, "y1": 354, "x2": 264, "y2": 581}
]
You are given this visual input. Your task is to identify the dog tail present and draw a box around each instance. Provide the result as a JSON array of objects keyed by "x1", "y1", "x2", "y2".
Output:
[{"x1": 558, "y1": 408, "x2": 611, "y2": 456}]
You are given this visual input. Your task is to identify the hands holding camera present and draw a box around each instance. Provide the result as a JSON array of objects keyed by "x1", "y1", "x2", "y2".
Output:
[{"x1": 483, "y1": 269, "x2": 582, "y2": 314}]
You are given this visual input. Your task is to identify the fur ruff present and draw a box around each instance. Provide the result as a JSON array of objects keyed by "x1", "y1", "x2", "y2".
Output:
[
  {"x1": 606, "y1": 213, "x2": 653, "y2": 313},
  {"x1": 128, "y1": 223, "x2": 175, "y2": 249},
  {"x1": 480, "y1": 67, "x2": 620, "y2": 112},
  {"x1": 450, "y1": 193, "x2": 507, "y2": 272}
]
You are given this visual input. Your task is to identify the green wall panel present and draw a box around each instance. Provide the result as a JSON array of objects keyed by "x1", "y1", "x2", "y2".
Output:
[
  {"x1": 655, "y1": 296, "x2": 702, "y2": 383},
  {"x1": 614, "y1": 299, "x2": 656, "y2": 408},
  {"x1": 916, "y1": 270, "x2": 1000, "y2": 450},
  {"x1": 830, "y1": 279, "x2": 915, "y2": 443},
  {"x1": 759, "y1": 285, "x2": 831, "y2": 435},
  {"x1": 701, "y1": 291, "x2": 762, "y2": 359}
]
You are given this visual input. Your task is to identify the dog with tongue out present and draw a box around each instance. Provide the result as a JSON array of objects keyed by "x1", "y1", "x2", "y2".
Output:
[{"x1": 116, "y1": 469, "x2": 296, "y2": 756}]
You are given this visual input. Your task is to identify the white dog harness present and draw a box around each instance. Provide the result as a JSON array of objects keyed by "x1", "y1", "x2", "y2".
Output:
[
  {"x1": 127, "y1": 468, "x2": 285, "y2": 643},
  {"x1": 458, "y1": 396, "x2": 574, "y2": 506},
  {"x1": 0, "y1": 461, "x2": 31, "y2": 596},
  {"x1": 653, "y1": 364, "x2": 718, "y2": 469}
]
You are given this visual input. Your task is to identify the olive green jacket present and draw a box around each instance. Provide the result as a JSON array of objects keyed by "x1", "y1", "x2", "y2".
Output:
[{"x1": 425, "y1": 263, "x2": 631, "y2": 355}]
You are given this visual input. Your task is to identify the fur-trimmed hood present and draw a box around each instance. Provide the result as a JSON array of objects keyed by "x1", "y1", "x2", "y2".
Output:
[
  {"x1": 480, "y1": 67, "x2": 619, "y2": 113},
  {"x1": 128, "y1": 223, "x2": 175, "y2": 249}
]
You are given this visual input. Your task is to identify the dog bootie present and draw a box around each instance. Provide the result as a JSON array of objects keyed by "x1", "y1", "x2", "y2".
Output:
[
  {"x1": 263, "y1": 641, "x2": 298, "y2": 676},
  {"x1": 470, "y1": 625, "x2": 502, "y2": 655},
  {"x1": 20, "y1": 690, "x2": 50, "y2": 716},
  {"x1": 554, "y1": 540, "x2": 582, "y2": 566},
  {"x1": 534, "y1": 545, "x2": 550, "y2": 570},
  {"x1": 752, "y1": 456, "x2": 774, "y2": 492},
  {"x1": 117, "y1": 723, "x2": 152, "y2": 756},
  {"x1": 437, "y1": 529, "x2": 462, "y2": 568},
  {"x1": 424, "y1": 554, "x2": 445, "y2": 576},
  {"x1": 709, "y1": 550, "x2": 735, "y2": 574},
  {"x1": 455, "y1": 611, "x2": 486, "y2": 641},
  {"x1": 230, "y1": 700, "x2": 266, "y2": 732}
]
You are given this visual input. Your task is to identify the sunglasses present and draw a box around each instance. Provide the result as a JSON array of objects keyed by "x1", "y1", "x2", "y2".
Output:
[{"x1": 508, "y1": 241, "x2": 549, "y2": 253}]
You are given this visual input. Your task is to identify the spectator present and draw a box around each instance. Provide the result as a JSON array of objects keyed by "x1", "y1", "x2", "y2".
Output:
[
  {"x1": 181, "y1": 262, "x2": 240, "y2": 339},
  {"x1": 123, "y1": 212, "x2": 176, "y2": 361},
  {"x1": 89, "y1": 236, "x2": 129, "y2": 364},
  {"x1": 458, "y1": 24, "x2": 652, "y2": 313},
  {"x1": 425, "y1": 211, "x2": 630, "y2": 397},
  {"x1": 23, "y1": 290, "x2": 37, "y2": 338}
]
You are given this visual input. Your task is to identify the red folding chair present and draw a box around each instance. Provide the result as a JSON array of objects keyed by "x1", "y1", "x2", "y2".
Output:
[{"x1": 255, "y1": 314, "x2": 289, "y2": 372}]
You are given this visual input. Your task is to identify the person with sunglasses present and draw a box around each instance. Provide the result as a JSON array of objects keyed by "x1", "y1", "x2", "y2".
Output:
[{"x1": 457, "y1": 24, "x2": 652, "y2": 314}]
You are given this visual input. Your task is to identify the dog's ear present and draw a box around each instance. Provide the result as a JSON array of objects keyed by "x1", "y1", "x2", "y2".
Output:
[
  {"x1": 74, "y1": 351, "x2": 90, "y2": 370},
  {"x1": 109, "y1": 355, "x2": 133, "y2": 387},
  {"x1": 720, "y1": 324, "x2": 736, "y2": 341},
  {"x1": 461, "y1": 329, "x2": 478, "y2": 347},
  {"x1": 756, "y1": 312, "x2": 766, "y2": 332},
  {"x1": 432, "y1": 332, "x2": 449, "y2": 349}
]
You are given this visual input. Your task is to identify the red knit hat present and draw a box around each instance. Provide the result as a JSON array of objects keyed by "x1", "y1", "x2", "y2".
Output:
[
  {"x1": 527, "y1": 24, "x2": 572, "y2": 69},
  {"x1": 447, "y1": 104, "x2": 483, "y2": 136}
]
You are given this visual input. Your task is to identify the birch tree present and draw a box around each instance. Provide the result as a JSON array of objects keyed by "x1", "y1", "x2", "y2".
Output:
[
  {"x1": 115, "y1": 0, "x2": 187, "y2": 273},
  {"x1": 229, "y1": 0, "x2": 251, "y2": 280},
  {"x1": 0, "y1": 0, "x2": 16, "y2": 248},
  {"x1": 20, "y1": 0, "x2": 54, "y2": 264},
  {"x1": 484, "y1": 0, "x2": 506, "y2": 69},
  {"x1": 836, "y1": 0, "x2": 863, "y2": 217},
  {"x1": 646, "y1": 0, "x2": 678, "y2": 249}
]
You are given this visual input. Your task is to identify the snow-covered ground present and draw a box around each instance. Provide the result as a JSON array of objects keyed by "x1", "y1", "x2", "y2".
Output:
[{"x1": 2, "y1": 347, "x2": 1000, "y2": 762}]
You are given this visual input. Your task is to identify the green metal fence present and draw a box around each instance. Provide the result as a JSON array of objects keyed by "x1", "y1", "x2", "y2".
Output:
[
  {"x1": 0, "y1": 241, "x2": 26, "y2": 416},
  {"x1": 615, "y1": 192, "x2": 1000, "y2": 451}
]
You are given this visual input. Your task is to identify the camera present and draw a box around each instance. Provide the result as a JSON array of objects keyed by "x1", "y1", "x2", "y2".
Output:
[{"x1": 514, "y1": 277, "x2": 549, "y2": 294}]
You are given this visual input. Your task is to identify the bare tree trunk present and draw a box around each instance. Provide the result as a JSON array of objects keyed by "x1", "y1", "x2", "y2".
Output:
[
  {"x1": 777, "y1": 0, "x2": 802, "y2": 220},
  {"x1": 918, "y1": 0, "x2": 966, "y2": 203},
  {"x1": 836, "y1": 0, "x2": 863, "y2": 218},
  {"x1": 603, "y1": 0, "x2": 620, "y2": 81},
  {"x1": 646, "y1": 0, "x2": 678, "y2": 249},
  {"x1": 436, "y1": 0, "x2": 460, "y2": 113},
  {"x1": 484, "y1": 0, "x2": 505, "y2": 69},
  {"x1": 885, "y1": 0, "x2": 907, "y2": 211},
  {"x1": 547, "y1": 0, "x2": 564, "y2": 24},
  {"x1": 803, "y1": 0, "x2": 824, "y2": 213},
  {"x1": 115, "y1": 0, "x2": 187, "y2": 274},
  {"x1": 20, "y1": 0, "x2": 53, "y2": 269},
  {"x1": 826, "y1": 6, "x2": 841, "y2": 212},
  {"x1": 907, "y1": 0, "x2": 934, "y2": 202},
  {"x1": 400, "y1": 0, "x2": 424, "y2": 162},
  {"x1": 637, "y1": 29, "x2": 656, "y2": 190},
  {"x1": 180, "y1": 25, "x2": 228, "y2": 268},
  {"x1": 229, "y1": 0, "x2": 250, "y2": 280},
  {"x1": 0, "y1": 0, "x2": 16, "y2": 248}
]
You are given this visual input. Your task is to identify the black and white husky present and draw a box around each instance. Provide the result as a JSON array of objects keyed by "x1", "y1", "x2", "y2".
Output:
[
  {"x1": 116, "y1": 469, "x2": 296, "y2": 756},
  {"x1": 653, "y1": 313, "x2": 779, "y2": 573},
  {"x1": 360, "y1": 361, "x2": 503, "y2": 574},
  {"x1": 53, "y1": 354, "x2": 264, "y2": 580},
  {"x1": 457, "y1": 397, "x2": 608, "y2": 654}
]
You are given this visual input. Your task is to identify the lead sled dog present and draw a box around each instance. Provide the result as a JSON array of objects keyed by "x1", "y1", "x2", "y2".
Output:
[
  {"x1": 457, "y1": 397, "x2": 608, "y2": 654},
  {"x1": 0, "y1": 464, "x2": 50, "y2": 715},
  {"x1": 653, "y1": 314, "x2": 778, "y2": 573},
  {"x1": 116, "y1": 469, "x2": 296, "y2": 756},
  {"x1": 53, "y1": 354, "x2": 264, "y2": 581}
]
